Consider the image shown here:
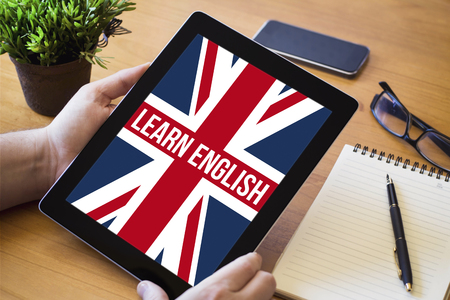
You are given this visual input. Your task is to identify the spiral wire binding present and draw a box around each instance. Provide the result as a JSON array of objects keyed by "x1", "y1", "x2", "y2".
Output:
[{"x1": 353, "y1": 144, "x2": 450, "y2": 182}]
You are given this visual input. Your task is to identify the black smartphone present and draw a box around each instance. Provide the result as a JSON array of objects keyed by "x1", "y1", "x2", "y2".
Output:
[{"x1": 253, "y1": 20, "x2": 370, "y2": 76}]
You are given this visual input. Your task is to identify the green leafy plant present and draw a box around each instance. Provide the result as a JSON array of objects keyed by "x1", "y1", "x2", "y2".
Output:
[{"x1": 0, "y1": 0, "x2": 135, "y2": 68}]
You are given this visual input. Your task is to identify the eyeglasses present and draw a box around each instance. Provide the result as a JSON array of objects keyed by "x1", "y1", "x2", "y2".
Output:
[{"x1": 371, "y1": 81, "x2": 450, "y2": 172}]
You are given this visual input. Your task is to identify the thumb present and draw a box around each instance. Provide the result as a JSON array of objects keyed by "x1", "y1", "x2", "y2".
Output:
[
  {"x1": 91, "y1": 62, "x2": 150, "y2": 103},
  {"x1": 137, "y1": 280, "x2": 169, "y2": 300}
]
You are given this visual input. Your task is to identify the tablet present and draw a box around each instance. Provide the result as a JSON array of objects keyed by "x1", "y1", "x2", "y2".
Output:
[{"x1": 40, "y1": 12, "x2": 358, "y2": 299}]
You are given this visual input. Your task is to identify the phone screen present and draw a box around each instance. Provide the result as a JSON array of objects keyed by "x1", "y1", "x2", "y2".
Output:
[{"x1": 254, "y1": 20, "x2": 369, "y2": 75}]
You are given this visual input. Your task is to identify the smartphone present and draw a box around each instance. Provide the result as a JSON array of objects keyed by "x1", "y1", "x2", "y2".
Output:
[{"x1": 253, "y1": 20, "x2": 370, "y2": 76}]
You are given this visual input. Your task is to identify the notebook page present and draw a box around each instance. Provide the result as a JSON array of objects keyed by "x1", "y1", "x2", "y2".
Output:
[{"x1": 273, "y1": 144, "x2": 450, "y2": 300}]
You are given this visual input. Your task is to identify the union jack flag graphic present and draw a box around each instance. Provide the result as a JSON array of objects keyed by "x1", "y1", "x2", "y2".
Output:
[{"x1": 66, "y1": 35, "x2": 331, "y2": 285}]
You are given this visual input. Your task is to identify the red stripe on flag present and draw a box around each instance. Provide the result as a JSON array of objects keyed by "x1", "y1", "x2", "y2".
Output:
[
  {"x1": 118, "y1": 63, "x2": 276, "y2": 254},
  {"x1": 258, "y1": 91, "x2": 307, "y2": 124},
  {"x1": 118, "y1": 163, "x2": 203, "y2": 253},
  {"x1": 87, "y1": 186, "x2": 140, "y2": 221},
  {"x1": 178, "y1": 197, "x2": 203, "y2": 282},
  {"x1": 196, "y1": 41, "x2": 218, "y2": 115}
]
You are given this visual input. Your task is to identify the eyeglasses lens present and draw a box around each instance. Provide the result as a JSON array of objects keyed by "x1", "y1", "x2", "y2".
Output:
[
  {"x1": 417, "y1": 132, "x2": 450, "y2": 171},
  {"x1": 374, "y1": 92, "x2": 409, "y2": 136}
]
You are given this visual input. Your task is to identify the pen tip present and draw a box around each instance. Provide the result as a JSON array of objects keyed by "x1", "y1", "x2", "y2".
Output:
[{"x1": 386, "y1": 174, "x2": 393, "y2": 184}]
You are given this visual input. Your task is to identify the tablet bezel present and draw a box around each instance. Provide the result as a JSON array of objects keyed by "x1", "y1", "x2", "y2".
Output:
[{"x1": 40, "y1": 11, "x2": 358, "y2": 299}]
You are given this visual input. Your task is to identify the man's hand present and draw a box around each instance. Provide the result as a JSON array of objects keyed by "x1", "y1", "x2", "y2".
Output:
[
  {"x1": 137, "y1": 253, "x2": 276, "y2": 300},
  {"x1": 46, "y1": 63, "x2": 150, "y2": 182}
]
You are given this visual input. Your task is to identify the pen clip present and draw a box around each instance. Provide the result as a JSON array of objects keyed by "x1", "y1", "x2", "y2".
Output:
[{"x1": 393, "y1": 246, "x2": 402, "y2": 280}]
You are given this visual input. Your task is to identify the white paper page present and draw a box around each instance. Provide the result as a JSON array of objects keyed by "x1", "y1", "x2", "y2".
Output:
[{"x1": 273, "y1": 144, "x2": 450, "y2": 300}]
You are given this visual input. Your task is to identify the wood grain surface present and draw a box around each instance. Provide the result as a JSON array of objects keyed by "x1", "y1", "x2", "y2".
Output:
[{"x1": 1, "y1": 0, "x2": 449, "y2": 299}]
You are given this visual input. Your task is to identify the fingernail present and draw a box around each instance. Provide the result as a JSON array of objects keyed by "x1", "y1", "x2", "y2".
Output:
[{"x1": 137, "y1": 281, "x2": 151, "y2": 297}]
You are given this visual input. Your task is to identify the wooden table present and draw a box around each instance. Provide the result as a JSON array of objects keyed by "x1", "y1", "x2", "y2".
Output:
[{"x1": 1, "y1": 0, "x2": 449, "y2": 299}]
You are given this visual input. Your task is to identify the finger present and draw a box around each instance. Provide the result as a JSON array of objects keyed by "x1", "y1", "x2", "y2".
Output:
[
  {"x1": 200, "y1": 252, "x2": 263, "y2": 292},
  {"x1": 239, "y1": 270, "x2": 276, "y2": 300},
  {"x1": 137, "y1": 280, "x2": 169, "y2": 300},
  {"x1": 90, "y1": 62, "x2": 150, "y2": 104}
]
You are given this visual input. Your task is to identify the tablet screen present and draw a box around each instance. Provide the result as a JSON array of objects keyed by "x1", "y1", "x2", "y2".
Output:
[{"x1": 65, "y1": 34, "x2": 331, "y2": 285}]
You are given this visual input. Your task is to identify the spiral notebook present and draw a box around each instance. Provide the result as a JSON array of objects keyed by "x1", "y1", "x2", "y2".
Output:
[{"x1": 273, "y1": 144, "x2": 450, "y2": 300}]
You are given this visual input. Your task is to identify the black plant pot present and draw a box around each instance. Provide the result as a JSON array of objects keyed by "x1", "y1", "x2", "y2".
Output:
[{"x1": 10, "y1": 56, "x2": 92, "y2": 116}]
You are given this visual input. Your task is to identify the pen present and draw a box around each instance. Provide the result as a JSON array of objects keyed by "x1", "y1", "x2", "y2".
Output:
[{"x1": 386, "y1": 174, "x2": 413, "y2": 292}]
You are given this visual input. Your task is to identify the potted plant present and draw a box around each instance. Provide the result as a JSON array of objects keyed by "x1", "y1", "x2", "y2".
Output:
[{"x1": 0, "y1": 0, "x2": 136, "y2": 116}]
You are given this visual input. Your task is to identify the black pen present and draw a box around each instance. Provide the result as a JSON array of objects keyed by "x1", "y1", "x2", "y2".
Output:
[{"x1": 387, "y1": 174, "x2": 413, "y2": 292}]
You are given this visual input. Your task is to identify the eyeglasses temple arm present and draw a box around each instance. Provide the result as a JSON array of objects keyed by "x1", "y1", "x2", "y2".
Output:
[{"x1": 379, "y1": 82, "x2": 401, "y2": 100}]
